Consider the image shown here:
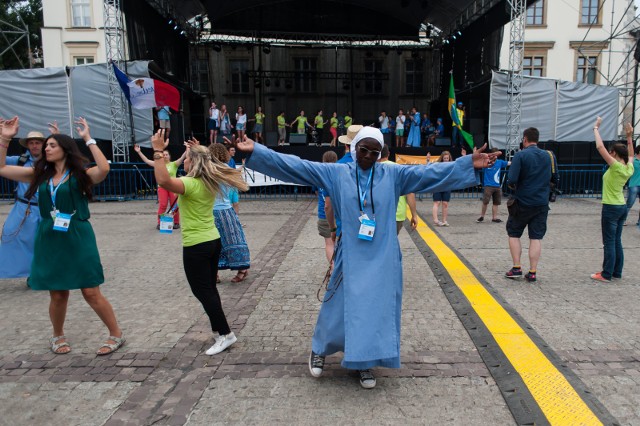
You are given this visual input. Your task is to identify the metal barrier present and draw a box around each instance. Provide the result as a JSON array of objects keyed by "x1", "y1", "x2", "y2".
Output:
[{"x1": 0, "y1": 163, "x2": 615, "y2": 203}]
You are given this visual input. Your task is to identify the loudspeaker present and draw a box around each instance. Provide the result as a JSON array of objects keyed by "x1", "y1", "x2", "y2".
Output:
[
  {"x1": 288, "y1": 133, "x2": 307, "y2": 145},
  {"x1": 435, "y1": 137, "x2": 451, "y2": 146},
  {"x1": 383, "y1": 133, "x2": 392, "y2": 146},
  {"x1": 265, "y1": 131, "x2": 278, "y2": 147}
]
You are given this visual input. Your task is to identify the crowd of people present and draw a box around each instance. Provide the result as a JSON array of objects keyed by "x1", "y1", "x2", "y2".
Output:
[
  {"x1": 0, "y1": 113, "x2": 637, "y2": 391},
  {"x1": 205, "y1": 102, "x2": 460, "y2": 149}
]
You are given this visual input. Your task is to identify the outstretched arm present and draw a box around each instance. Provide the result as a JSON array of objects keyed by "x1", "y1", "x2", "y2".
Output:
[
  {"x1": 152, "y1": 129, "x2": 185, "y2": 194},
  {"x1": 0, "y1": 116, "x2": 34, "y2": 182},
  {"x1": 133, "y1": 144, "x2": 155, "y2": 166},
  {"x1": 626, "y1": 122, "x2": 634, "y2": 163},
  {"x1": 594, "y1": 117, "x2": 616, "y2": 166},
  {"x1": 78, "y1": 118, "x2": 110, "y2": 184}
]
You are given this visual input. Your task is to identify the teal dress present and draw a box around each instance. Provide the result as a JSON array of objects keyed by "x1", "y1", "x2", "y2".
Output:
[{"x1": 28, "y1": 175, "x2": 104, "y2": 290}]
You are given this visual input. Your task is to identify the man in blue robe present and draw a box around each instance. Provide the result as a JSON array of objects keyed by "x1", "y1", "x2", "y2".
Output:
[
  {"x1": 406, "y1": 107, "x2": 422, "y2": 147},
  {"x1": 236, "y1": 127, "x2": 500, "y2": 388},
  {"x1": 0, "y1": 119, "x2": 44, "y2": 279}
]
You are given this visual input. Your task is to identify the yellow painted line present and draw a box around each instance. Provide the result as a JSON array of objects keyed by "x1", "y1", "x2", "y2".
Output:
[{"x1": 407, "y1": 211, "x2": 602, "y2": 426}]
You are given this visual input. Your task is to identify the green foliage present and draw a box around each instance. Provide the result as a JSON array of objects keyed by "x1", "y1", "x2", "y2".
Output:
[{"x1": 0, "y1": 0, "x2": 43, "y2": 70}]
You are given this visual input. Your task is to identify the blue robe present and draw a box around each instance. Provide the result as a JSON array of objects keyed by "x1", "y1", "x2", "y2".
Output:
[
  {"x1": 406, "y1": 112, "x2": 422, "y2": 147},
  {"x1": 246, "y1": 143, "x2": 477, "y2": 369},
  {"x1": 0, "y1": 153, "x2": 40, "y2": 278}
]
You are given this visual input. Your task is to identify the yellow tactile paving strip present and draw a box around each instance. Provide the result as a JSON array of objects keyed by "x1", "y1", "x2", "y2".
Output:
[{"x1": 408, "y1": 211, "x2": 603, "y2": 426}]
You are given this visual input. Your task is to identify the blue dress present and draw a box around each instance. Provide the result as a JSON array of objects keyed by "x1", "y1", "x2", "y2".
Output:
[
  {"x1": 246, "y1": 143, "x2": 477, "y2": 369},
  {"x1": 406, "y1": 112, "x2": 422, "y2": 147},
  {"x1": 0, "y1": 153, "x2": 40, "y2": 278}
]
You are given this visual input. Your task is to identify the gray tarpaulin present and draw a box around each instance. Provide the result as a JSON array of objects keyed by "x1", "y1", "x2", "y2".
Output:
[
  {"x1": 489, "y1": 71, "x2": 619, "y2": 149},
  {"x1": 0, "y1": 61, "x2": 153, "y2": 146}
]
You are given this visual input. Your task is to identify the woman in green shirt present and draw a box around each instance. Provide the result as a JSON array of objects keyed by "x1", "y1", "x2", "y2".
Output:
[
  {"x1": 152, "y1": 129, "x2": 249, "y2": 355},
  {"x1": 314, "y1": 110, "x2": 327, "y2": 145},
  {"x1": 249, "y1": 106, "x2": 265, "y2": 144},
  {"x1": 591, "y1": 118, "x2": 635, "y2": 282},
  {"x1": 329, "y1": 112, "x2": 338, "y2": 146},
  {"x1": 290, "y1": 110, "x2": 310, "y2": 134}
]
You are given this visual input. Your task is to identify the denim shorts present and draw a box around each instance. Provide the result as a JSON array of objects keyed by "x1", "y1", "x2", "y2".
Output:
[
  {"x1": 506, "y1": 204, "x2": 549, "y2": 240},
  {"x1": 433, "y1": 191, "x2": 451, "y2": 202}
]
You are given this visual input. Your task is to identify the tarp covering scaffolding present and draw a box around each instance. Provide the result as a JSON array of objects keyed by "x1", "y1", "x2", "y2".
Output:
[
  {"x1": 0, "y1": 61, "x2": 152, "y2": 144},
  {"x1": 489, "y1": 71, "x2": 619, "y2": 149}
]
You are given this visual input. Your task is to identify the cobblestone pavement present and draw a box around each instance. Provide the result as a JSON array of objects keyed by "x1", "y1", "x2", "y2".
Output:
[{"x1": 0, "y1": 197, "x2": 638, "y2": 425}]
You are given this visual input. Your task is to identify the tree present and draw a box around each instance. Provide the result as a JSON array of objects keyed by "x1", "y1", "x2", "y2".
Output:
[{"x1": 0, "y1": 0, "x2": 43, "y2": 70}]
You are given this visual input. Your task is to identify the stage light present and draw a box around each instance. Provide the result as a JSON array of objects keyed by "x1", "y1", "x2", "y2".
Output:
[
  {"x1": 396, "y1": 48, "x2": 403, "y2": 55},
  {"x1": 411, "y1": 50, "x2": 419, "y2": 59},
  {"x1": 254, "y1": 80, "x2": 261, "y2": 88},
  {"x1": 382, "y1": 47, "x2": 390, "y2": 55},
  {"x1": 212, "y1": 44, "x2": 222, "y2": 52},
  {"x1": 262, "y1": 45, "x2": 271, "y2": 54},
  {"x1": 265, "y1": 79, "x2": 271, "y2": 87},
  {"x1": 173, "y1": 24, "x2": 179, "y2": 30},
  {"x1": 457, "y1": 30, "x2": 462, "y2": 36},
  {"x1": 168, "y1": 19, "x2": 173, "y2": 25},
  {"x1": 180, "y1": 30, "x2": 186, "y2": 36},
  {"x1": 451, "y1": 34, "x2": 456, "y2": 40},
  {"x1": 443, "y1": 39, "x2": 449, "y2": 45}
]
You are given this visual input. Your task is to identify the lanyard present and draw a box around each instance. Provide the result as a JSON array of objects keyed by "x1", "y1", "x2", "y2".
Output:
[
  {"x1": 355, "y1": 164, "x2": 375, "y2": 216},
  {"x1": 49, "y1": 170, "x2": 70, "y2": 210}
]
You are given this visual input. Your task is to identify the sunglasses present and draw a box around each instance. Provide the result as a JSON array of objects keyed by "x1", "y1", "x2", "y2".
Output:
[{"x1": 358, "y1": 146, "x2": 381, "y2": 156}]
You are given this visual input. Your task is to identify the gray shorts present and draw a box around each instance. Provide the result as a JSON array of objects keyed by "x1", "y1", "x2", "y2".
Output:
[
  {"x1": 278, "y1": 127, "x2": 286, "y2": 140},
  {"x1": 159, "y1": 119, "x2": 170, "y2": 129},
  {"x1": 317, "y1": 219, "x2": 331, "y2": 238},
  {"x1": 482, "y1": 186, "x2": 502, "y2": 205}
]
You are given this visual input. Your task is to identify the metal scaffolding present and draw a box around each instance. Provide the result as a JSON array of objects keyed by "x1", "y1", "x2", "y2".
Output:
[
  {"x1": 505, "y1": 0, "x2": 526, "y2": 159},
  {"x1": 103, "y1": 0, "x2": 130, "y2": 163}
]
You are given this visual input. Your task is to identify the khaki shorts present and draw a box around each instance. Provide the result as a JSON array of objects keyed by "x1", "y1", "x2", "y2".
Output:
[
  {"x1": 159, "y1": 119, "x2": 170, "y2": 129},
  {"x1": 482, "y1": 186, "x2": 502, "y2": 205},
  {"x1": 317, "y1": 219, "x2": 331, "y2": 238}
]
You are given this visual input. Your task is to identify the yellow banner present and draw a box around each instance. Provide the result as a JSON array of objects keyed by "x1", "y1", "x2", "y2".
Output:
[{"x1": 395, "y1": 154, "x2": 440, "y2": 165}]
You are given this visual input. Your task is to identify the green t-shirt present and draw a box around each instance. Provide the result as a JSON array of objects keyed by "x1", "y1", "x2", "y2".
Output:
[
  {"x1": 396, "y1": 195, "x2": 407, "y2": 221},
  {"x1": 629, "y1": 158, "x2": 640, "y2": 187},
  {"x1": 277, "y1": 116, "x2": 286, "y2": 129},
  {"x1": 294, "y1": 116, "x2": 307, "y2": 133},
  {"x1": 602, "y1": 161, "x2": 634, "y2": 205},
  {"x1": 178, "y1": 177, "x2": 220, "y2": 247},
  {"x1": 165, "y1": 161, "x2": 178, "y2": 178},
  {"x1": 344, "y1": 115, "x2": 352, "y2": 127},
  {"x1": 255, "y1": 112, "x2": 265, "y2": 124},
  {"x1": 330, "y1": 117, "x2": 338, "y2": 128},
  {"x1": 314, "y1": 115, "x2": 324, "y2": 129}
]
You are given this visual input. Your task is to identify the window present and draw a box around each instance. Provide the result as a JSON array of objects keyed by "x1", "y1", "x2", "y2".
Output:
[
  {"x1": 581, "y1": 0, "x2": 600, "y2": 25},
  {"x1": 405, "y1": 60, "x2": 424, "y2": 94},
  {"x1": 191, "y1": 60, "x2": 209, "y2": 94},
  {"x1": 229, "y1": 60, "x2": 249, "y2": 93},
  {"x1": 523, "y1": 56, "x2": 544, "y2": 77},
  {"x1": 294, "y1": 58, "x2": 317, "y2": 93},
  {"x1": 364, "y1": 60, "x2": 383, "y2": 94},
  {"x1": 576, "y1": 55, "x2": 598, "y2": 84},
  {"x1": 70, "y1": 0, "x2": 91, "y2": 27},
  {"x1": 74, "y1": 56, "x2": 94, "y2": 65},
  {"x1": 526, "y1": 0, "x2": 545, "y2": 26}
]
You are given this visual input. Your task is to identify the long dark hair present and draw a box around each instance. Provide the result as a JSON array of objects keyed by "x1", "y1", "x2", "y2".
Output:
[
  {"x1": 25, "y1": 134, "x2": 94, "y2": 200},
  {"x1": 609, "y1": 143, "x2": 629, "y2": 164}
]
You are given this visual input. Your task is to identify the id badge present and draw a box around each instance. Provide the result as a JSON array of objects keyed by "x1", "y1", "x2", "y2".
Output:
[
  {"x1": 159, "y1": 214, "x2": 174, "y2": 234},
  {"x1": 358, "y1": 218, "x2": 376, "y2": 241},
  {"x1": 52, "y1": 212, "x2": 72, "y2": 232}
]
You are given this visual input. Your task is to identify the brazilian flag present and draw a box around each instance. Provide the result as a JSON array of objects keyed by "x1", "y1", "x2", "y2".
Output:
[{"x1": 448, "y1": 74, "x2": 474, "y2": 150}]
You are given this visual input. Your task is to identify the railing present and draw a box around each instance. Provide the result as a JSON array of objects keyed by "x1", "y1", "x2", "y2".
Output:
[{"x1": 0, "y1": 163, "x2": 612, "y2": 202}]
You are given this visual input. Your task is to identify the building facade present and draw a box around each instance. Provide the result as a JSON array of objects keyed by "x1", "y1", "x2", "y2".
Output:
[{"x1": 499, "y1": 0, "x2": 638, "y2": 127}]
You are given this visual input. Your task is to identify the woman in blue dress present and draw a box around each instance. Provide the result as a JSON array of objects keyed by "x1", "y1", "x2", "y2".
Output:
[
  {"x1": 406, "y1": 107, "x2": 422, "y2": 147},
  {"x1": 235, "y1": 127, "x2": 500, "y2": 389}
]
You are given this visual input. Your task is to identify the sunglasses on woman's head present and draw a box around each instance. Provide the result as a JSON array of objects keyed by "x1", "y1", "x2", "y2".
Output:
[{"x1": 358, "y1": 146, "x2": 380, "y2": 156}]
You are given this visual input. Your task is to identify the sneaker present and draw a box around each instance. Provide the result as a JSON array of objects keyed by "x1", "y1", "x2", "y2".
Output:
[
  {"x1": 442, "y1": 221, "x2": 450, "y2": 227},
  {"x1": 590, "y1": 272, "x2": 611, "y2": 283},
  {"x1": 491, "y1": 218, "x2": 503, "y2": 223},
  {"x1": 525, "y1": 271, "x2": 536, "y2": 282},
  {"x1": 173, "y1": 223, "x2": 180, "y2": 229},
  {"x1": 505, "y1": 267, "x2": 523, "y2": 279},
  {"x1": 476, "y1": 217, "x2": 484, "y2": 223},
  {"x1": 435, "y1": 220, "x2": 443, "y2": 226},
  {"x1": 205, "y1": 332, "x2": 237, "y2": 355},
  {"x1": 308, "y1": 351, "x2": 325, "y2": 378},
  {"x1": 358, "y1": 369, "x2": 376, "y2": 389}
]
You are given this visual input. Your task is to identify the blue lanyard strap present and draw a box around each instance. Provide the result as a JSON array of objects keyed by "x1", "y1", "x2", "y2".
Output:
[
  {"x1": 355, "y1": 164, "x2": 375, "y2": 215},
  {"x1": 49, "y1": 170, "x2": 70, "y2": 209}
]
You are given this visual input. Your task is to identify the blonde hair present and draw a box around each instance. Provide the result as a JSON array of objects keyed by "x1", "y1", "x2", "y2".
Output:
[
  {"x1": 186, "y1": 145, "x2": 248, "y2": 195},
  {"x1": 438, "y1": 150, "x2": 452, "y2": 162}
]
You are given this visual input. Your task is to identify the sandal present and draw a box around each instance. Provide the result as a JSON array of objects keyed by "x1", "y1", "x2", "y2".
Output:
[
  {"x1": 96, "y1": 335, "x2": 126, "y2": 356},
  {"x1": 231, "y1": 270, "x2": 249, "y2": 283},
  {"x1": 50, "y1": 335, "x2": 71, "y2": 355}
]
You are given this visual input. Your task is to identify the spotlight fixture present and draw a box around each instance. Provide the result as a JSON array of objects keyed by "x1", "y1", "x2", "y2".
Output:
[
  {"x1": 180, "y1": 30, "x2": 186, "y2": 36},
  {"x1": 443, "y1": 39, "x2": 449, "y2": 45},
  {"x1": 457, "y1": 30, "x2": 462, "y2": 36},
  {"x1": 212, "y1": 44, "x2": 222, "y2": 52},
  {"x1": 168, "y1": 19, "x2": 173, "y2": 25},
  {"x1": 254, "y1": 80, "x2": 261, "y2": 89},
  {"x1": 262, "y1": 44, "x2": 271, "y2": 54},
  {"x1": 396, "y1": 48, "x2": 403, "y2": 55},
  {"x1": 411, "y1": 50, "x2": 419, "y2": 59},
  {"x1": 173, "y1": 24, "x2": 179, "y2": 30},
  {"x1": 452, "y1": 34, "x2": 457, "y2": 40},
  {"x1": 265, "y1": 79, "x2": 271, "y2": 87}
]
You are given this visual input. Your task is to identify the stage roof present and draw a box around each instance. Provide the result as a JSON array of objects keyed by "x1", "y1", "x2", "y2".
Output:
[{"x1": 150, "y1": 0, "x2": 538, "y2": 43}]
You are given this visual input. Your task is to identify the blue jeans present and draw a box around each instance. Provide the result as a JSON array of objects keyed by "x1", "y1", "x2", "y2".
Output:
[
  {"x1": 600, "y1": 204, "x2": 628, "y2": 279},
  {"x1": 626, "y1": 185, "x2": 639, "y2": 210}
]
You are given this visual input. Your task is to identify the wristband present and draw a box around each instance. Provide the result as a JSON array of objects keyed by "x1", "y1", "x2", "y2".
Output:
[{"x1": 85, "y1": 138, "x2": 97, "y2": 146}]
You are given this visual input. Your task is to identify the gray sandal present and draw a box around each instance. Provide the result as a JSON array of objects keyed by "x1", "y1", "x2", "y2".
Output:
[
  {"x1": 50, "y1": 335, "x2": 71, "y2": 354},
  {"x1": 96, "y1": 335, "x2": 125, "y2": 356}
]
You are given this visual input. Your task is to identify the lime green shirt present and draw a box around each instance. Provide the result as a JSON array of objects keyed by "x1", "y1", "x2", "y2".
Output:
[
  {"x1": 396, "y1": 195, "x2": 408, "y2": 221},
  {"x1": 178, "y1": 177, "x2": 220, "y2": 247},
  {"x1": 277, "y1": 116, "x2": 286, "y2": 129},
  {"x1": 165, "y1": 161, "x2": 178, "y2": 178},
  {"x1": 344, "y1": 115, "x2": 352, "y2": 127},
  {"x1": 255, "y1": 112, "x2": 265, "y2": 124},
  {"x1": 314, "y1": 115, "x2": 324, "y2": 129},
  {"x1": 330, "y1": 117, "x2": 338, "y2": 128},
  {"x1": 602, "y1": 161, "x2": 634, "y2": 205},
  {"x1": 294, "y1": 116, "x2": 308, "y2": 133}
]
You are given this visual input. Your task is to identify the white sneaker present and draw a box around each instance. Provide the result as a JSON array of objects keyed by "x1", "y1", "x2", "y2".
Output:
[{"x1": 205, "y1": 332, "x2": 237, "y2": 355}]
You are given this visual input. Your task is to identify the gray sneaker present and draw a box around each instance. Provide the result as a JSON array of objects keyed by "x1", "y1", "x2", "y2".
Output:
[{"x1": 358, "y1": 369, "x2": 376, "y2": 389}]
